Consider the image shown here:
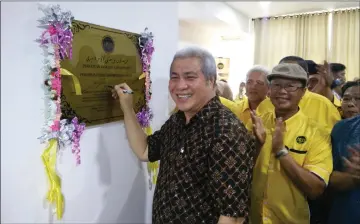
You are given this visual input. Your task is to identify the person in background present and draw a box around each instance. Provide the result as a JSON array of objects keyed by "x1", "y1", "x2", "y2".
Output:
[
  {"x1": 215, "y1": 80, "x2": 243, "y2": 120},
  {"x1": 250, "y1": 63, "x2": 333, "y2": 224},
  {"x1": 340, "y1": 80, "x2": 360, "y2": 119},
  {"x1": 237, "y1": 65, "x2": 269, "y2": 130},
  {"x1": 327, "y1": 81, "x2": 360, "y2": 224},
  {"x1": 113, "y1": 47, "x2": 260, "y2": 224},
  {"x1": 255, "y1": 56, "x2": 341, "y2": 133},
  {"x1": 306, "y1": 60, "x2": 341, "y2": 111},
  {"x1": 216, "y1": 79, "x2": 234, "y2": 101},
  {"x1": 235, "y1": 82, "x2": 246, "y2": 102},
  {"x1": 330, "y1": 63, "x2": 346, "y2": 100}
]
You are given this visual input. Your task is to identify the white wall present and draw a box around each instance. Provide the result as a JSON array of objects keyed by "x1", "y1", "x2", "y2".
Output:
[
  {"x1": 178, "y1": 2, "x2": 254, "y2": 97},
  {"x1": 178, "y1": 2, "x2": 249, "y2": 33},
  {"x1": 178, "y1": 21, "x2": 254, "y2": 97},
  {"x1": 1, "y1": 2, "x2": 178, "y2": 223}
]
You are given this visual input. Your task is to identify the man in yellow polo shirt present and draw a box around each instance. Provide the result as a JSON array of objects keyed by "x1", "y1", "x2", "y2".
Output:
[
  {"x1": 256, "y1": 56, "x2": 341, "y2": 132},
  {"x1": 237, "y1": 65, "x2": 269, "y2": 130},
  {"x1": 250, "y1": 63, "x2": 333, "y2": 224}
]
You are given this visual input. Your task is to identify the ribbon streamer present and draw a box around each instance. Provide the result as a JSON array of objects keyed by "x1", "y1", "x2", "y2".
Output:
[
  {"x1": 60, "y1": 68, "x2": 82, "y2": 95},
  {"x1": 41, "y1": 139, "x2": 64, "y2": 220}
]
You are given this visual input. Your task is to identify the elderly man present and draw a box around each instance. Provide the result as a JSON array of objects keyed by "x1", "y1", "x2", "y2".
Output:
[
  {"x1": 113, "y1": 47, "x2": 261, "y2": 224},
  {"x1": 250, "y1": 63, "x2": 333, "y2": 224},
  {"x1": 237, "y1": 65, "x2": 269, "y2": 129},
  {"x1": 327, "y1": 81, "x2": 360, "y2": 224},
  {"x1": 255, "y1": 56, "x2": 341, "y2": 133}
]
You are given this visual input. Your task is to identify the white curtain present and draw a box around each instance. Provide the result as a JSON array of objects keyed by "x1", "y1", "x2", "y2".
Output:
[
  {"x1": 254, "y1": 12, "x2": 329, "y2": 68},
  {"x1": 329, "y1": 8, "x2": 360, "y2": 81}
]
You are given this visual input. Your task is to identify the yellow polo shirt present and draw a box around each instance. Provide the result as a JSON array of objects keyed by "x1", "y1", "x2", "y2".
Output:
[
  {"x1": 235, "y1": 97, "x2": 252, "y2": 130},
  {"x1": 234, "y1": 95, "x2": 247, "y2": 104},
  {"x1": 255, "y1": 90, "x2": 341, "y2": 132},
  {"x1": 250, "y1": 110, "x2": 333, "y2": 224},
  {"x1": 218, "y1": 97, "x2": 242, "y2": 120},
  {"x1": 171, "y1": 97, "x2": 242, "y2": 120}
]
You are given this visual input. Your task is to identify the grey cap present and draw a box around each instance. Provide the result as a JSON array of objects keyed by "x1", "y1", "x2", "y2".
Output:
[{"x1": 267, "y1": 63, "x2": 308, "y2": 84}]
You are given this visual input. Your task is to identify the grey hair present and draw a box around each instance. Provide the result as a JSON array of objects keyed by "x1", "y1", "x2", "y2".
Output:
[
  {"x1": 246, "y1": 65, "x2": 271, "y2": 84},
  {"x1": 171, "y1": 46, "x2": 217, "y2": 81}
]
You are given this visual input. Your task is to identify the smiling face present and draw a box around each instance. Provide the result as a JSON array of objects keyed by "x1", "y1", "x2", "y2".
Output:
[
  {"x1": 246, "y1": 71, "x2": 268, "y2": 103},
  {"x1": 269, "y1": 78, "x2": 306, "y2": 113},
  {"x1": 169, "y1": 57, "x2": 216, "y2": 119},
  {"x1": 341, "y1": 85, "x2": 360, "y2": 119}
]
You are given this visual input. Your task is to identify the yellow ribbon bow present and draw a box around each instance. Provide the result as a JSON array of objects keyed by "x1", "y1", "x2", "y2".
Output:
[
  {"x1": 60, "y1": 68, "x2": 82, "y2": 95},
  {"x1": 41, "y1": 139, "x2": 64, "y2": 220}
]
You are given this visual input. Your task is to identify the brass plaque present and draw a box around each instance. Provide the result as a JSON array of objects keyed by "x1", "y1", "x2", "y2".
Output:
[{"x1": 60, "y1": 20, "x2": 145, "y2": 127}]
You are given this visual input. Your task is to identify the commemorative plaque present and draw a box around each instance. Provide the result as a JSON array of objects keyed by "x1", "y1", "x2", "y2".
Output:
[{"x1": 60, "y1": 20, "x2": 145, "y2": 127}]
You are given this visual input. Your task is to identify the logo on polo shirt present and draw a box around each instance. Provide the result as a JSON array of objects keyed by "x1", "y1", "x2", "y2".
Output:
[{"x1": 296, "y1": 136, "x2": 306, "y2": 144}]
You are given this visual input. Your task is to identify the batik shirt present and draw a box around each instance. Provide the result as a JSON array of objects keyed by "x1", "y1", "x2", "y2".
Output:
[{"x1": 147, "y1": 96, "x2": 257, "y2": 224}]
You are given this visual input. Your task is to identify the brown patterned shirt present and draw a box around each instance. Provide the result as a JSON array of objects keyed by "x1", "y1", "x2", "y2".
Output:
[{"x1": 147, "y1": 96, "x2": 257, "y2": 224}]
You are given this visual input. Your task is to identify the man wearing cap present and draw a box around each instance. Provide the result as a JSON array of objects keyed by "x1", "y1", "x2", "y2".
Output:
[
  {"x1": 255, "y1": 56, "x2": 341, "y2": 133},
  {"x1": 250, "y1": 63, "x2": 333, "y2": 224}
]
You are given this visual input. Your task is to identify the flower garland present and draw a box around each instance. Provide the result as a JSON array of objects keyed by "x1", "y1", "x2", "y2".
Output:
[
  {"x1": 136, "y1": 28, "x2": 159, "y2": 190},
  {"x1": 37, "y1": 4, "x2": 85, "y2": 220}
]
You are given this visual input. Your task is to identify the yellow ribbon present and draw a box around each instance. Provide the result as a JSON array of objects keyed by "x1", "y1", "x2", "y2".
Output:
[
  {"x1": 41, "y1": 139, "x2": 64, "y2": 220},
  {"x1": 60, "y1": 68, "x2": 82, "y2": 95},
  {"x1": 144, "y1": 126, "x2": 159, "y2": 184},
  {"x1": 139, "y1": 72, "x2": 146, "y2": 80}
]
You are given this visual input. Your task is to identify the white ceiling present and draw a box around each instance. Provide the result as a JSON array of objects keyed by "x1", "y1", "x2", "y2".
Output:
[{"x1": 226, "y1": 1, "x2": 360, "y2": 19}]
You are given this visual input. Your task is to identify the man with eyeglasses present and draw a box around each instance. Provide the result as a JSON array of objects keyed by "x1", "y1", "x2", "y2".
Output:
[
  {"x1": 250, "y1": 63, "x2": 333, "y2": 224},
  {"x1": 236, "y1": 65, "x2": 269, "y2": 129},
  {"x1": 255, "y1": 56, "x2": 341, "y2": 133}
]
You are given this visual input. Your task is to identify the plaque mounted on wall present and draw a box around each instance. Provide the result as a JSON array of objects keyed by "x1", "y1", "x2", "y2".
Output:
[{"x1": 60, "y1": 20, "x2": 145, "y2": 127}]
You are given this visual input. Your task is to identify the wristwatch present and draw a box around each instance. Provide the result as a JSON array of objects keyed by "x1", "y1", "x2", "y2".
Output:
[{"x1": 275, "y1": 147, "x2": 289, "y2": 159}]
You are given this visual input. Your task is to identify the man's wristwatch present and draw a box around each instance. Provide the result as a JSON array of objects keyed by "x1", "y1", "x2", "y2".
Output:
[{"x1": 275, "y1": 147, "x2": 289, "y2": 159}]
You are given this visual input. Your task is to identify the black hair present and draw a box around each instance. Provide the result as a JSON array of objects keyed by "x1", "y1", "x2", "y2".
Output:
[
  {"x1": 305, "y1": 60, "x2": 318, "y2": 75},
  {"x1": 330, "y1": 63, "x2": 346, "y2": 73},
  {"x1": 279, "y1": 56, "x2": 309, "y2": 73},
  {"x1": 341, "y1": 80, "x2": 360, "y2": 97}
]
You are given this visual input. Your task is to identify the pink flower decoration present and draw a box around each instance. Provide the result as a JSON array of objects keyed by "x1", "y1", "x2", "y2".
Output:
[{"x1": 51, "y1": 120, "x2": 60, "y2": 131}]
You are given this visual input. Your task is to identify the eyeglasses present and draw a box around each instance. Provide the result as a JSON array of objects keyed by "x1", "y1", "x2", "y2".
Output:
[
  {"x1": 270, "y1": 83, "x2": 304, "y2": 92},
  {"x1": 342, "y1": 96, "x2": 360, "y2": 104}
]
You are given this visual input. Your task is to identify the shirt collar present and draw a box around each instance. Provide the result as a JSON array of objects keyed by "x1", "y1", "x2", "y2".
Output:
[
  {"x1": 333, "y1": 95, "x2": 342, "y2": 107},
  {"x1": 269, "y1": 108, "x2": 305, "y2": 130},
  {"x1": 174, "y1": 96, "x2": 221, "y2": 126},
  {"x1": 240, "y1": 97, "x2": 250, "y2": 112}
]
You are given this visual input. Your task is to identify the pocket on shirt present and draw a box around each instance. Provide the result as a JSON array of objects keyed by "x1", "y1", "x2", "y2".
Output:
[{"x1": 286, "y1": 146, "x2": 307, "y2": 165}]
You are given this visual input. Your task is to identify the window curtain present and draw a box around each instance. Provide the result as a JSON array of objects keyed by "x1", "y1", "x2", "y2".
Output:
[
  {"x1": 253, "y1": 12, "x2": 329, "y2": 69},
  {"x1": 329, "y1": 8, "x2": 360, "y2": 81}
]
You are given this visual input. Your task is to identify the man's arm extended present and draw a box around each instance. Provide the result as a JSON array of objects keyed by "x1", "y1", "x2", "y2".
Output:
[
  {"x1": 113, "y1": 83, "x2": 148, "y2": 161},
  {"x1": 123, "y1": 108, "x2": 149, "y2": 162}
]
